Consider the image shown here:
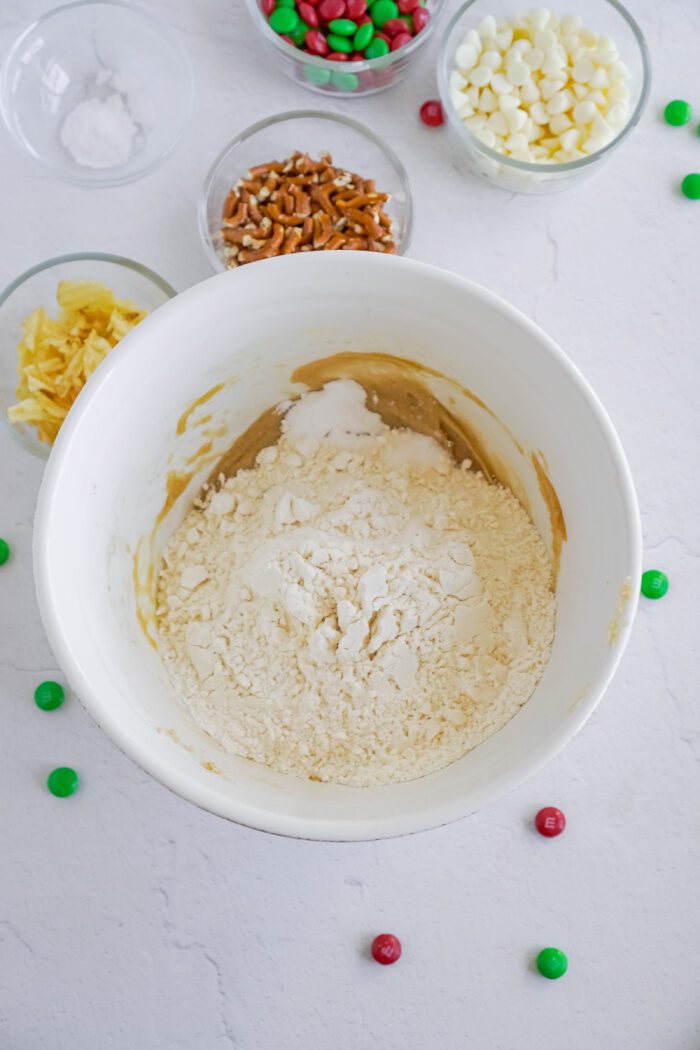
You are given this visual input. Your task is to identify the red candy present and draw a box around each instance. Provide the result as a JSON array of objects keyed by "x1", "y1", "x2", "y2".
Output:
[
  {"x1": 372, "y1": 934, "x2": 402, "y2": 965},
  {"x1": 356, "y1": 11, "x2": 372, "y2": 23},
  {"x1": 535, "y1": 807, "x2": 566, "y2": 838},
  {"x1": 305, "y1": 28, "x2": 329, "y2": 52},
  {"x1": 373, "y1": 31, "x2": 391, "y2": 44},
  {"x1": 350, "y1": 51, "x2": 366, "y2": 59},
  {"x1": 280, "y1": 34, "x2": 295, "y2": 44},
  {"x1": 419, "y1": 99, "x2": 444, "y2": 126},
  {"x1": 345, "y1": 0, "x2": 367, "y2": 16},
  {"x1": 413, "y1": 5, "x2": 429, "y2": 30},
  {"x1": 398, "y1": 0, "x2": 419, "y2": 10},
  {"x1": 318, "y1": 0, "x2": 345, "y2": 20},
  {"x1": 261, "y1": 0, "x2": 275, "y2": 14},
  {"x1": 390, "y1": 31, "x2": 412, "y2": 49},
  {"x1": 327, "y1": 51, "x2": 349, "y2": 59},
  {"x1": 298, "y1": 1, "x2": 320, "y2": 25},
  {"x1": 382, "y1": 17, "x2": 405, "y2": 35}
]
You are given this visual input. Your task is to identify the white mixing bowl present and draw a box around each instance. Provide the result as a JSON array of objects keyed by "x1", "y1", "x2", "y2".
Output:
[{"x1": 34, "y1": 252, "x2": 640, "y2": 840}]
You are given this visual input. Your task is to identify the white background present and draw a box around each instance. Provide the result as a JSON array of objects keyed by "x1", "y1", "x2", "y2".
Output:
[{"x1": 2, "y1": 0, "x2": 700, "y2": 1047}]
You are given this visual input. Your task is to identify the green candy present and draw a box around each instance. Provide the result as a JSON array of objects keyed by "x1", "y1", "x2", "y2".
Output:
[
  {"x1": 304, "y1": 63, "x2": 332, "y2": 85},
  {"x1": 47, "y1": 767, "x2": 79, "y2": 798},
  {"x1": 664, "y1": 99, "x2": 692, "y2": 126},
  {"x1": 353, "y1": 21, "x2": 374, "y2": 49},
  {"x1": 328, "y1": 18, "x2": 358, "y2": 36},
  {"x1": 0, "y1": 538, "x2": 9, "y2": 566},
  {"x1": 275, "y1": 0, "x2": 296, "y2": 5},
  {"x1": 332, "y1": 70, "x2": 359, "y2": 91},
  {"x1": 365, "y1": 35, "x2": 389, "y2": 58},
  {"x1": 327, "y1": 33, "x2": 353, "y2": 52},
  {"x1": 34, "y1": 681, "x2": 65, "y2": 712},
  {"x1": 641, "y1": 569, "x2": 669, "y2": 599},
  {"x1": 269, "y1": 6, "x2": 299, "y2": 33},
  {"x1": 370, "y1": 0, "x2": 398, "y2": 26},
  {"x1": 398, "y1": 13, "x2": 413, "y2": 27},
  {"x1": 681, "y1": 173, "x2": 700, "y2": 200},
  {"x1": 290, "y1": 17, "x2": 309, "y2": 43},
  {"x1": 536, "y1": 947, "x2": 568, "y2": 980}
]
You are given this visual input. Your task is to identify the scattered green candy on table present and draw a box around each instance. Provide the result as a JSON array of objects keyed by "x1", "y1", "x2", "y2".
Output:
[
  {"x1": 536, "y1": 947, "x2": 568, "y2": 980},
  {"x1": 681, "y1": 174, "x2": 700, "y2": 200},
  {"x1": 663, "y1": 99, "x2": 692, "y2": 126},
  {"x1": 34, "y1": 680, "x2": 65, "y2": 711},
  {"x1": 370, "y1": 0, "x2": 398, "y2": 27},
  {"x1": 47, "y1": 766, "x2": 79, "y2": 797},
  {"x1": 365, "y1": 36, "x2": 389, "y2": 58},
  {"x1": 269, "y1": 6, "x2": 299, "y2": 33},
  {"x1": 641, "y1": 569, "x2": 669, "y2": 599},
  {"x1": 0, "y1": 538, "x2": 10, "y2": 566}
]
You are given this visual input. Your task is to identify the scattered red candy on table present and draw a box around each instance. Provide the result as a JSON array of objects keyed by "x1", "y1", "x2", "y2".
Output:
[
  {"x1": 419, "y1": 99, "x2": 444, "y2": 126},
  {"x1": 535, "y1": 806, "x2": 566, "y2": 838},
  {"x1": 371, "y1": 933, "x2": 402, "y2": 965}
]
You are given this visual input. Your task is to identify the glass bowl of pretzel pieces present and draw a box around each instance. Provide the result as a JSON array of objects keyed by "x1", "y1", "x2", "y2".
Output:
[{"x1": 198, "y1": 110, "x2": 413, "y2": 272}]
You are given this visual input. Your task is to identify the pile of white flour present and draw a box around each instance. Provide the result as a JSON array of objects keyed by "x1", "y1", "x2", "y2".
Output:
[{"x1": 156, "y1": 380, "x2": 555, "y2": 787}]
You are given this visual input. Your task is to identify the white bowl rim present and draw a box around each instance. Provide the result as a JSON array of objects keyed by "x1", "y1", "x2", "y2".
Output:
[
  {"x1": 33, "y1": 252, "x2": 642, "y2": 840},
  {"x1": 0, "y1": 0, "x2": 194, "y2": 188}
]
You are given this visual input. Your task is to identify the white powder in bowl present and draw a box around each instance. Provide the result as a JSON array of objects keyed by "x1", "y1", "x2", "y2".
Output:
[
  {"x1": 156, "y1": 380, "x2": 556, "y2": 787},
  {"x1": 60, "y1": 90, "x2": 138, "y2": 170}
]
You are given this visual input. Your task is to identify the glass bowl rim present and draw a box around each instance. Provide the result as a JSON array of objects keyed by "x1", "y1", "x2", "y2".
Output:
[
  {"x1": 0, "y1": 252, "x2": 177, "y2": 309},
  {"x1": 198, "y1": 108, "x2": 414, "y2": 272},
  {"x1": 0, "y1": 0, "x2": 194, "y2": 188},
  {"x1": 437, "y1": 0, "x2": 652, "y2": 175},
  {"x1": 243, "y1": 0, "x2": 446, "y2": 71}
]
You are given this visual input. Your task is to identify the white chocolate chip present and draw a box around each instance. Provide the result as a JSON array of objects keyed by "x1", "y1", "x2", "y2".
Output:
[
  {"x1": 455, "y1": 43, "x2": 478, "y2": 71},
  {"x1": 478, "y1": 14, "x2": 497, "y2": 38},
  {"x1": 519, "y1": 78, "x2": 540, "y2": 103},
  {"x1": 573, "y1": 100, "x2": 597, "y2": 124},
  {"x1": 478, "y1": 87, "x2": 497, "y2": 113},
  {"x1": 548, "y1": 112, "x2": 572, "y2": 134},
  {"x1": 470, "y1": 64, "x2": 493, "y2": 87},
  {"x1": 506, "y1": 60, "x2": 530, "y2": 86},
  {"x1": 482, "y1": 48, "x2": 503, "y2": 70},
  {"x1": 572, "y1": 56, "x2": 595, "y2": 83}
]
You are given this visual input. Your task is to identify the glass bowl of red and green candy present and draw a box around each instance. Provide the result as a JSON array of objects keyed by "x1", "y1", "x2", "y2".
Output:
[{"x1": 245, "y1": 0, "x2": 447, "y2": 96}]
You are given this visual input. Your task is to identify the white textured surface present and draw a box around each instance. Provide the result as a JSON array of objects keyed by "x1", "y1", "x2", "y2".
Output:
[{"x1": 1, "y1": 1, "x2": 699, "y2": 1046}]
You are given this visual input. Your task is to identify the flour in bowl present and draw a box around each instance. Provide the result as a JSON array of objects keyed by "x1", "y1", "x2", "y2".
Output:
[{"x1": 156, "y1": 380, "x2": 555, "y2": 787}]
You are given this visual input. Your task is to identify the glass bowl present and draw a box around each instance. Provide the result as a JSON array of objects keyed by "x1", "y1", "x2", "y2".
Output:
[
  {"x1": 199, "y1": 111, "x2": 413, "y2": 272},
  {"x1": 0, "y1": 1, "x2": 193, "y2": 187},
  {"x1": 244, "y1": 0, "x2": 446, "y2": 97},
  {"x1": 437, "y1": 0, "x2": 651, "y2": 193},
  {"x1": 0, "y1": 253, "x2": 176, "y2": 459}
]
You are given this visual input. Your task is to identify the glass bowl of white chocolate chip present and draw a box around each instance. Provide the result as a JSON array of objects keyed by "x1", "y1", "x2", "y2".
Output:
[{"x1": 437, "y1": 0, "x2": 650, "y2": 192}]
